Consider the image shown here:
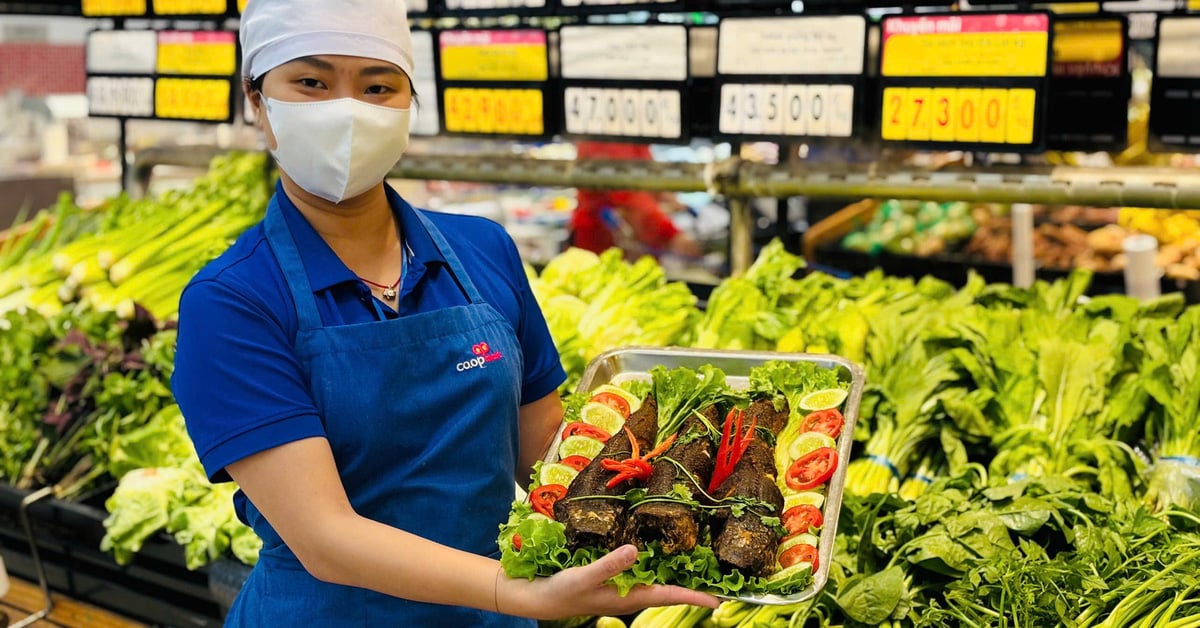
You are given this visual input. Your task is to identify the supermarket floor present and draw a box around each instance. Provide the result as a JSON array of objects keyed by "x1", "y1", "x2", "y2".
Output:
[{"x1": 1, "y1": 577, "x2": 145, "y2": 628}]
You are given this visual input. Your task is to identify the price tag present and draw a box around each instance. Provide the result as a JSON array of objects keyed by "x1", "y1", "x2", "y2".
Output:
[
  {"x1": 882, "y1": 86, "x2": 1035, "y2": 146},
  {"x1": 654, "y1": 90, "x2": 682, "y2": 139},
  {"x1": 619, "y1": 89, "x2": 642, "y2": 137},
  {"x1": 439, "y1": 31, "x2": 548, "y2": 82},
  {"x1": 154, "y1": 78, "x2": 231, "y2": 121},
  {"x1": 156, "y1": 31, "x2": 236, "y2": 76},
  {"x1": 410, "y1": 31, "x2": 440, "y2": 137},
  {"x1": 718, "y1": 16, "x2": 866, "y2": 76},
  {"x1": 1150, "y1": 16, "x2": 1200, "y2": 150},
  {"x1": 87, "y1": 31, "x2": 157, "y2": 75},
  {"x1": 722, "y1": 82, "x2": 853, "y2": 139},
  {"x1": 88, "y1": 76, "x2": 155, "y2": 117},
  {"x1": 153, "y1": 0, "x2": 226, "y2": 15},
  {"x1": 560, "y1": 26, "x2": 688, "y2": 82},
  {"x1": 443, "y1": 87, "x2": 543, "y2": 136},
  {"x1": 237, "y1": 0, "x2": 246, "y2": 12},
  {"x1": 82, "y1": 0, "x2": 147, "y2": 16},
  {"x1": 1053, "y1": 18, "x2": 1124, "y2": 78},
  {"x1": 564, "y1": 87, "x2": 587, "y2": 135},
  {"x1": 882, "y1": 14, "x2": 1050, "y2": 78}
]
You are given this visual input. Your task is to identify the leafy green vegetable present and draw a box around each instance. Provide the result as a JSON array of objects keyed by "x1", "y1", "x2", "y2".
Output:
[{"x1": 650, "y1": 365, "x2": 737, "y2": 446}]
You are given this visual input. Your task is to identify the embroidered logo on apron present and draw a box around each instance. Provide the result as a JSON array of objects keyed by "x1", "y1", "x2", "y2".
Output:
[{"x1": 458, "y1": 341, "x2": 504, "y2": 372}]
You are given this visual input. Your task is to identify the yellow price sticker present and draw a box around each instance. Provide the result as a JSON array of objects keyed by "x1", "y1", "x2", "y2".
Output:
[
  {"x1": 155, "y1": 78, "x2": 231, "y2": 121},
  {"x1": 881, "y1": 86, "x2": 1036, "y2": 146},
  {"x1": 438, "y1": 31, "x2": 548, "y2": 82},
  {"x1": 882, "y1": 14, "x2": 1050, "y2": 78},
  {"x1": 443, "y1": 88, "x2": 543, "y2": 136},
  {"x1": 153, "y1": 0, "x2": 226, "y2": 14},
  {"x1": 237, "y1": 0, "x2": 247, "y2": 11},
  {"x1": 157, "y1": 32, "x2": 237, "y2": 76},
  {"x1": 82, "y1": 0, "x2": 147, "y2": 16}
]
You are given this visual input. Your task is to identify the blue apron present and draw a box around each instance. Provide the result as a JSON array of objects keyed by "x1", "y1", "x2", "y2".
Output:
[{"x1": 225, "y1": 196, "x2": 534, "y2": 627}]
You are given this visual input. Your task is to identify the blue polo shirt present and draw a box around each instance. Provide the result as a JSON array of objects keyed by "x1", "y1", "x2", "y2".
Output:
[{"x1": 173, "y1": 182, "x2": 566, "y2": 483}]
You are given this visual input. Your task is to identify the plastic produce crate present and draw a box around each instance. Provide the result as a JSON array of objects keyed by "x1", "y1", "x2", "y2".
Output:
[{"x1": 0, "y1": 483, "x2": 223, "y2": 627}]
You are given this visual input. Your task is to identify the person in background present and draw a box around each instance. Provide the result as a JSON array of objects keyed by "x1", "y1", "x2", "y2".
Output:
[
  {"x1": 572, "y1": 141, "x2": 702, "y2": 258},
  {"x1": 170, "y1": 1, "x2": 719, "y2": 625}
]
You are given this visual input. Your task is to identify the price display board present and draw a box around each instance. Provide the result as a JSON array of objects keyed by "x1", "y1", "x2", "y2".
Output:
[
  {"x1": 558, "y1": 0, "x2": 682, "y2": 16},
  {"x1": 437, "y1": 30, "x2": 554, "y2": 138},
  {"x1": 878, "y1": 13, "x2": 1051, "y2": 152},
  {"x1": 152, "y1": 0, "x2": 226, "y2": 15},
  {"x1": 1046, "y1": 16, "x2": 1130, "y2": 151},
  {"x1": 715, "y1": 16, "x2": 867, "y2": 141},
  {"x1": 410, "y1": 31, "x2": 441, "y2": 137},
  {"x1": 440, "y1": 0, "x2": 548, "y2": 16},
  {"x1": 82, "y1": 0, "x2": 147, "y2": 16},
  {"x1": 1149, "y1": 16, "x2": 1200, "y2": 152},
  {"x1": 87, "y1": 76, "x2": 155, "y2": 118},
  {"x1": 154, "y1": 77, "x2": 233, "y2": 122},
  {"x1": 87, "y1": 30, "x2": 157, "y2": 75},
  {"x1": 560, "y1": 25, "x2": 690, "y2": 142},
  {"x1": 156, "y1": 31, "x2": 237, "y2": 76}
]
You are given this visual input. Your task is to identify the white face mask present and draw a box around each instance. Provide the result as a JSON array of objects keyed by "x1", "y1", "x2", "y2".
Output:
[{"x1": 265, "y1": 97, "x2": 411, "y2": 203}]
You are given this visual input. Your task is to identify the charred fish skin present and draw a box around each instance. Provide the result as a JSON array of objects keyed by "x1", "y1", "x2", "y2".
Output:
[
  {"x1": 626, "y1": 407, "x2": 719, "y2": 554},
  {"x1": 558, "y1": 396, "x2": 658, "y2": 551},
  {"x1": 713, "y1": 512, "x2": 778, "y2": 576}
]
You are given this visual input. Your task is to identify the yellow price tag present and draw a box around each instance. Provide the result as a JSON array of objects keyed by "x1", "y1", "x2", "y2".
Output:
[
  {"x1": 443, "y1": 88, "x2": 543, "y2": 135},
  {"x1": 157, "y1": 32, "x2": 237, "y2": 76},
  {"x1": 82, "y1": 0, "x2": 147, "y2": 16},
  {"x1": 881, "y1": 87, "x2": 907, "y2": 141},
  {"x1": 930, "y1": 88, "x2": 957, "y2": 142},
  {"x1": 882, "y1": 14, "x2": 1050, "y2": 78},
  {"x1": 153, "y1": 0, "x2": 226, "y2": 14},
  {"x1": 155, "y1": 78, "x2": 231, "y2": 121},
  {"x1": 238, "y1": 0, "x2": 247, "y2": 12},
  {"x1": 439, "y1": 31, "x2": 548, "y2": 82},
  {"x1": 904, "y1": 87, "x2": 933, "y2": 141},
  {"x1": 1005, "y1": 88, "x2": 1037, "y2": 145}
]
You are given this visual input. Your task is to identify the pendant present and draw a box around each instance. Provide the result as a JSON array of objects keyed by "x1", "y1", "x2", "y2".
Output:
[{"x1": 383, "y1": 288, "x2": 398, "y2": 301}]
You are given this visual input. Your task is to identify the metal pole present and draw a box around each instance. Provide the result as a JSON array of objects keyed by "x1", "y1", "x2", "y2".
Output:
[
  {"x1": 728, "y1": 197, "x2": 754, "y2": 277},
  {"x1": 9, "y1": 486, "x2": 55, "y2": 628},
  {"x1": 118, "y1": 119, "x2": 129, "y2": 194}
]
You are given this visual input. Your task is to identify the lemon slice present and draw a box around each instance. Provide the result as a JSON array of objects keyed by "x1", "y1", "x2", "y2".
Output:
[
  {"x1": 595, "y1": 618, "x2": 627, "y2": 628},
  {"x1": 775, "y1": 533, "x2": 819, "y2": 558},
  {"x1": 591, "y1": 384, "x2": 642, "y2": 413},
  {"x1": 558, "y1": 435, "x2": 605, "y2": 460},
  {"x1": 527, "y1": 512, "x2": 552, "y2": 522},
  {"x1": 539, "y1": 462, "x2": 580, "y2": 488},
  {"x1": 799, "y1": 388, "x2": 848, "y2": 412},
  {"x1": 768, "y1": 561, "x2": 814, "y2": 583},
  {"x1": 788, "y1": 432, "x2": 837, "y2": 462},
  {"x1": 581, "y1": 402, "x2": 626, "y2": 436},
  {"x1": 783, "y1": 491, "x2": 825, "y2": 512}
]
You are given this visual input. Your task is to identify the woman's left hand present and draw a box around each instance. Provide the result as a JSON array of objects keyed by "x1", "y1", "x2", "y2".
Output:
[{"x1": 497, "y1": 544, "x2": 721, "y2": 620}]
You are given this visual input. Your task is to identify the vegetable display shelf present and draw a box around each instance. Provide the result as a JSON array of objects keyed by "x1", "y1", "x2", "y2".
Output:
[{"x1": 0, "y1": 483, "x2": 223, "y2": 627}]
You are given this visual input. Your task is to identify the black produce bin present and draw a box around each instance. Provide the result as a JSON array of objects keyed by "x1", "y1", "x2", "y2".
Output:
[{"x1": 0, "y1": 483, "x2": 223, "y2": 627}]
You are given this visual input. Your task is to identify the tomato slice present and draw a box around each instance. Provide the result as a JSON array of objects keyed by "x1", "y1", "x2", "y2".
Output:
[
  {"x1": 779, "y1": 543, "x2": 818, "y2": 571},
  {"x1": 785, "y1": 447, "x2": 838, "y2": 491},
  {"x1": 562, "y1": 422, "x2": 611, "y2": 442},
  {"x1": 590, "y1": 392, "x2": 631, "y2": 417},
  {"x1": 531, "y1": 484, "x2": 568, "y2": 518},
  {"x1": 800, "y1": 409, "x2": 845, "y2": 439},
  {"x1": 512, "y1": 533, "x2": 523, "y2": 550},
  {"x1": 559, "y1": 455, "x2": 593, "y2": 471},
  {"x1": 782, "y1": 504, "x2": 824, "y2": 537}
]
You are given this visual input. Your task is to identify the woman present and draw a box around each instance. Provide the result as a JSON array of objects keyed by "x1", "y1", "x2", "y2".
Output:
[{"x1": 171, "y1": 0, "x2": 719, "y2": 625}]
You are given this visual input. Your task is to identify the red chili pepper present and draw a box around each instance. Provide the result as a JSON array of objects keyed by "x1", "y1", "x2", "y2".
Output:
[
  {"x1": 599, "y1": 428, "x2": 677, "y2": 489},
  {"x1": 708, "y1": 408, "x2": 757, "y2": 494},
  {"x1": 512, "y1": 533, "x2": 523, "y2": 550}
]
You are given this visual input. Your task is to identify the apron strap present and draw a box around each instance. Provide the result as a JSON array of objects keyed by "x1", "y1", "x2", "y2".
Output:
[
  {"x1": 411, "y1": 209, "x2": 486, "y2": 305},
  {"x1": 264, "y1": 196, "x2": 325, "y2": 332}
]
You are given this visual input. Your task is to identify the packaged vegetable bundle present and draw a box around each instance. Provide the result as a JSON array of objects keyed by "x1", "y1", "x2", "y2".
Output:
[{"x1": 499, "y1": 360, "x2": 849, "y2": 598}]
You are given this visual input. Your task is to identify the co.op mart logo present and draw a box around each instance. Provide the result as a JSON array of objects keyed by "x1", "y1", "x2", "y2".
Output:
[{"x1": 456, "y1": 342, "x2": 504, "y2": 372}]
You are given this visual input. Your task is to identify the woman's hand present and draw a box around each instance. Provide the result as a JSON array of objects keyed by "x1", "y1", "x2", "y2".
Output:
[{"x1": 499, "y1": 544, "x2": 721, "y2": 620}]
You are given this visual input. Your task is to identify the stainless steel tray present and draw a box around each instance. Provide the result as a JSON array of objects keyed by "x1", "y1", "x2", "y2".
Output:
[{"x1": 547, "y1": 346, "x2": 865, "y2": 606}]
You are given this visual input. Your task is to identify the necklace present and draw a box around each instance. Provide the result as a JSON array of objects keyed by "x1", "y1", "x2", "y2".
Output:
[{"x1": 358, "y1": 274, "x2": 400, "y2": 301}]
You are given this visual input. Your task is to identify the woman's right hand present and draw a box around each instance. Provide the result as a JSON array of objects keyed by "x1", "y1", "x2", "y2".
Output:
[{"x1": 499, "y1": 544, "x2": 721, "y2": 620}]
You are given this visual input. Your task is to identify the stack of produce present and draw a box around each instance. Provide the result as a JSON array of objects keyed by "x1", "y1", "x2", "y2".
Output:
[
  {"x1": 501, "y1": 361, "x2": 850, "y2": 598},
  {"x1": 0, "y1": 152, "x2": 269, "y2": 321},
  {"x1": 841, "y1": 200, "x2": 982, "y2": 257},
  {"x1": 531, "y1": 248, "x2": 700, "y2": 391}
]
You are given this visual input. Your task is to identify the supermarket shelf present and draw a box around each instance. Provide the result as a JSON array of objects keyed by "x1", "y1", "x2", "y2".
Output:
[{"x1": 133, "y1": 147, "x2": 1200, "y2": 208}]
